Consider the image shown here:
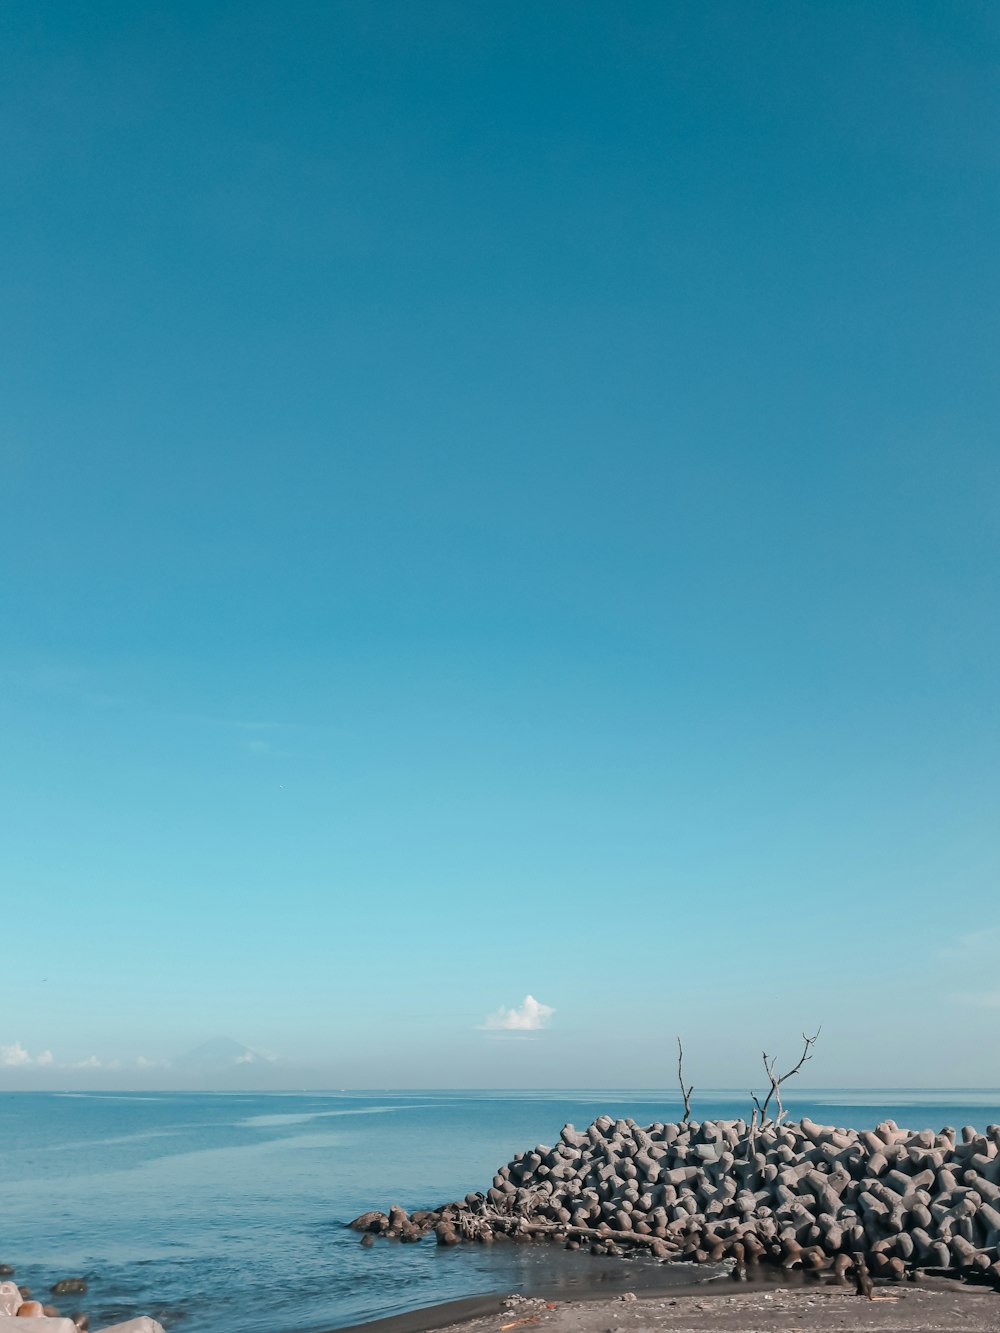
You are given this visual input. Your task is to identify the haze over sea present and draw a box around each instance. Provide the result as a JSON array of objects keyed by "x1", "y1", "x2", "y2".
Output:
[{"x1": 4, "y1": 1090, "x2": 1000, "y2": 1333}]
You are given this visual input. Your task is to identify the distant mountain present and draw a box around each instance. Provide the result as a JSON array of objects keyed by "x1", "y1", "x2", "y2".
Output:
[{"x1": 173, "y1": 1037, "x2": 275, "y2": 1071}]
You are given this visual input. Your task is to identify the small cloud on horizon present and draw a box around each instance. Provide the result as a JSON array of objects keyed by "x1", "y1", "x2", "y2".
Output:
[
  {"x1": 238, "y1": 1046, "x2": 279, "y2": 1064},
  {"x1": 480, "y1": 994, "x2": 555, "y2": 1032},
  {"x1": 1, "y1": 1043, "x2": 170, "y2": 1072},
  {"x1": 1, "y1": 1034, "x2": 282, "y2": 1087},
  {"x1": 0, "y1": 1041, "x2": 54, "y2": 1068}
]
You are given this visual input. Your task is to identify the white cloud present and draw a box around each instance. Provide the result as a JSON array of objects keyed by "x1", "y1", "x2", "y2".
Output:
[
  {"x1": 1, "y1": 1044, "x2": 169, "y2": 1073},
  {"x1": 234, "y1": 1048, "x2": 278, "y2": 1064},
  {"x1": 0, "y1": 1041, "x2": 54, "y2": 1067},
  {"x1": 481, "y1": 994, "x2": 555, "y2": 1032}
]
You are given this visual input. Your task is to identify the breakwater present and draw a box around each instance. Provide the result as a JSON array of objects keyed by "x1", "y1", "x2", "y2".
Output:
[{"x1": 351, "y1": 1115, "x2": 1000, "y2": 1287}]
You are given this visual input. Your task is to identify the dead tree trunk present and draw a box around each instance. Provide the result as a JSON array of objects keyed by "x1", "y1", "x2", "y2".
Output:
[{"x1": 676, "y1": 1035, "x2": 694, "y2": 1124}]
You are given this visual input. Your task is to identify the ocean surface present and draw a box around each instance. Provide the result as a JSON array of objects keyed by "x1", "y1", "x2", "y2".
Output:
[{"x1": 3, "y1": 1089, "x2": 1000, "y2": 1333}]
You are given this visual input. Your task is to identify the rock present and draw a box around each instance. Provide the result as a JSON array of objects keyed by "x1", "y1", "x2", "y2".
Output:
[
  {"x1": 926, "y1": 1241, "x2": 951, "y2": 1268},
  {"x1": 360, "y1": 1234, "x2": 375, "y2": 1247},
  {"x1": 49, "y1": 1287, "x2": 85, "y2": 1300},
  {"x1": 909, "y1": 1202, "x2": 932, "y2": 1229},
  {"x1": 800, "y1": 1246, "x2": 828, "y2": 1270},
  {"x1": 895, "y1": 1232, "x2": 915, "y2": 1260},
  {"x1": 692, "y1": 1144, "x2": 720, "y2": 1163},
  {"x1": 92, "y1": 1322, "x2": 165, "y2": 1333},
  {"x1": 16, "y1": 1304, "x2": 45, "y2": 1318},
  {"x1": 560, "y1": 1125, "x2": 587, "y2": 1149},
  {"x1": 949, "y1": 1235, "x2": 978, "y2": 1270},
  {"x1": 0, "y1": 1321, "x2": 79, "y2": 1333},
  {"x1": 0, "y1": 1287, "x2": 20, "y2": 1318},
  {"x1": 831, "y1": 1253, "x2": 852, "y2": 1280},
  {"x1": 349, "y1": 1211, "x2": 388, "y2": 1234}
]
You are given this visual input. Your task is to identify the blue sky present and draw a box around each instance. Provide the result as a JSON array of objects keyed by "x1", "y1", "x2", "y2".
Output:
[{"x1": 1, "y1": 0, "x2": 998, "y2": 1089}]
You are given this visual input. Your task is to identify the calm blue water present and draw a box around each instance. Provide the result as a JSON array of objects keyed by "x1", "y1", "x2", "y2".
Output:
[{"x1": 3, "y1": 1089, "x2": 1000, "y2": 1333}]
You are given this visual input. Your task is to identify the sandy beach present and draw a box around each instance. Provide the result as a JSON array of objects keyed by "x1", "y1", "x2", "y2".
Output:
[{"x1": 342, "y1": 1280, "x2": 1000, "y2": 1333}]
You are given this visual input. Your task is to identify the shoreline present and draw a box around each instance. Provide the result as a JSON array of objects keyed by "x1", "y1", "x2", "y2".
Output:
[
  {"x1": 332, "y1": 1274, "x2": 999, "y2": 1333},
  {"x1": 332, "y1": 1246, "x2": 731, "y2": 1333}
]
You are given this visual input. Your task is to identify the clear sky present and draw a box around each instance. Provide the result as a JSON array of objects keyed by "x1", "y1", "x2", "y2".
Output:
[{"x1": 1, "y1": 1, "x2": 998, "y2": 1090}]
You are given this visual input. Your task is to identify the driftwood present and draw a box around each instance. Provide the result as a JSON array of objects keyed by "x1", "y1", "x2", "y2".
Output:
[
  {"x1": 452, "y1": 1203, "x2": 683, "y2": 1253},
  {"x1": 515, "y1": 1220, "x2": 681, "y2": 1250}
]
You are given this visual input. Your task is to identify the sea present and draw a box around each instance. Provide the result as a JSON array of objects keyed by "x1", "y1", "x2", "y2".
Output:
[{"x1": 3, "y1": 1089, "x2": 1000, "y2": 1333}]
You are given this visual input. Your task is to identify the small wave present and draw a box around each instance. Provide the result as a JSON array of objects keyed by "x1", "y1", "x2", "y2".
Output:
[
  {"x1": 240, "y1": 1103, "x2": 431, "y2": 1127},
  {"x1": 45, "y1": 1128, "x2": 190, "y2": 1152},
  {"x1": 51, "y1": 1093, "x2": 175, "y2": 1103}
]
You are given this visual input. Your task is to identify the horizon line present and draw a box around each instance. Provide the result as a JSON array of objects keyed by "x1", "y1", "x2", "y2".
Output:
[{"x1": 5, "y1": 1084, "x2": 1000, "y2": 1095}]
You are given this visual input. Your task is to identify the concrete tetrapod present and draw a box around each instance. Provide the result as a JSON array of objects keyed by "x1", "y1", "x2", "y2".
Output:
[{"x1": 351, "y1": 1114, "x2": 1000, "y2": 1289}]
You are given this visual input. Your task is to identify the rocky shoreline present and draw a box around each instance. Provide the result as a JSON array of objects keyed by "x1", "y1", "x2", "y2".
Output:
[
  {"x1": 0, "y1": 1271, "x2": 163, "y2": 1333},
  {"x1": 350, "y1": 1114, "x2": 1000, "y2": 1291}
]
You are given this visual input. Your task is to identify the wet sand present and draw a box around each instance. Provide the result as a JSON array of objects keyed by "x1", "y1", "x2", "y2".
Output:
[
  {"x1": 332, "y1": 1254, "x2": 724, "y2": 1333},
  {"x1": 335, "y1": 1276, "x2": 1000, "y2": 1333}
]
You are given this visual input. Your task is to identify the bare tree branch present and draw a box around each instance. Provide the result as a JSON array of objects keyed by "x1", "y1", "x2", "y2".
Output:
[
  {"x1": 752, "y1": 1028, "x2": 821, "y2": 1127},
  {"x1": 676, "y1": 1036, "x2": 694, "y2": 1124},
  {"x1": 759, "y1": 1052, "x2": 778, "y2": 1120}
]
